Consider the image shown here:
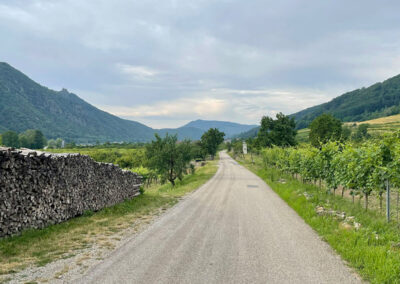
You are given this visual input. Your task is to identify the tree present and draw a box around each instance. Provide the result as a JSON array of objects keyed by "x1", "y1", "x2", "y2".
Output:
[
  {"x1": 18, "y1": 133, "x2": 29, "y2": 148},
  {"x1": 341, "y1": 125, "x2": 352, "y2": 141},
  {"x1": 309, "y1": 114, "x2": 342, "y2": 147},
  {"x1": 191, "y1": 141, "x2": 207, "y2": 161},
  {"x1": 55, "y1": 138, "x2": 63, "y2": 148},
  {"x1": 225, "y1": 141, "x2": 232, "y2": 152},
  {"x1": 19, "y1": 129, "x2": 47, "y2": 149},
  {"x1": 352, "y1": 124, "x2": 370, "y2": 142},
  {"x1": 47, "y1": 138, "x2": 64, "y2": 149},
  {"x1": 2, "y1": 131, "x2": 19, "y2": 147},
  {"x1": 257, "y1": 112, "x2": 297, "y2": 148},
  {"x1": 176, "y1": 140, "x2": 193, "y2": 181},
  {"x1": 146, "y1": 134, "x2": 193, "y2": 186},
  {"x1": 47, "y1": 139, "x2": 57, "y2": 149},
  {"x1": 200, "y1": 128, "x2": 225, "y2": 159}
]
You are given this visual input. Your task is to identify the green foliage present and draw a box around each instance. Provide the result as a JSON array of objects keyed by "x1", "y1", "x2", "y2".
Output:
[
  {"x1": 200, "y1": 128, "x2": 225, "y2": 159},
  {"x1": 1, "y1": 130, "x2": 19, "y2": 147},
  {"x1": 245, "y1": 137, "x2": 258, "y2": 153},
  {"x1": 260, "y1": 132, "x2": 400, "y2": 211},
  {"x1": 18, "y1": 129, "x2": 47, "y2": 149},
  {"x1": 47, "y1": 138, "x2": 63, "y2": 149},
  {"x1": 191, "y1": 141, "x2": 207, "y2": 161},
  {"x1": 129, "y1": 166, "x2": 157, "y2": 186},
  {"x1": 309, "y1": 114, "x2": 342, "y2": 147},
  {"x1": 257, "y1": 112, "x2": 297, "y2": 147},
  {"x1": 341, "y1": 125, "x2": 352, "y2": 141},
  {"x1": 145, "y1": 134, "x2": 193, "y2": 186},
  {"x1": 352, "y1": 124, "x2": 371, "y2": 142},
  {"x1": 225, "y1": 141, "x2": 232, "y2": 152},
  {"x1": 46, "y1": 147, "x2": 147, "y2": 169},
  {"x1": 229, "y1": 139, "x2": 246, "y2": 157},
  {"x1": 292, "y1": 73, "x2": 400, "y2": 129}
]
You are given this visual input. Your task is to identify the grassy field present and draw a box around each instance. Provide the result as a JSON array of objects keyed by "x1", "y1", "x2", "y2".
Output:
[
  {"x1": 296, "y1": 113, "x2": 400, "y2": 143},
  {"x1": 234, "y1": 154, "x2": 400, "y2": 283},
  {"x1": 348, "y1": 113, "x2": 400, "y2": 136},
  {"x1": 296, "y1": 128, "x2": 310, "y2": 143},
  {"x1": 0, "y1": 158, "x2": 218, "y2": 278}
]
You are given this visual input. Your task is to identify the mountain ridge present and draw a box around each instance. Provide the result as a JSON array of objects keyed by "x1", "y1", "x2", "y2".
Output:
[
  {"x1": 235, "y1": 73, "x2": 400, "y2": 139},
  {"x1": 182, "y1": 119, "x2": 257, "y2": 138},
  {"x1": 291, "y1": 74, "x2": 400, "y2": 129},
  {"x1": 0, "y1": 62, "x2": 257, "y2": 142}
]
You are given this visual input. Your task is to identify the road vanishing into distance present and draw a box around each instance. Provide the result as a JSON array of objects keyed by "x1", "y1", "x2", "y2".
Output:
[{"x1": 79, "y1": 152, "x2": 360, "y2": 284}]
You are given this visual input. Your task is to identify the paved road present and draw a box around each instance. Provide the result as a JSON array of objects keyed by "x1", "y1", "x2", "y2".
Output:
[{"x1": 79, "y1": 152, "x2": 360, "y2": 284}]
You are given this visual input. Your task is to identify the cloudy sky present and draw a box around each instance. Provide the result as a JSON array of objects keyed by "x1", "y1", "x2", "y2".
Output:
[{"x1": 1, "y1": 0, "x2": 400, "y2": 128}]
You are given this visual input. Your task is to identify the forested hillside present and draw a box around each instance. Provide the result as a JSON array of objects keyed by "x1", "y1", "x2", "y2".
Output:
[
  {"x1": 292, "y1": 74, "x2": 400, "y2": 129},
  {"x1": 0, "y1": 63, "x2": 155, "y2": 143},
  {"x1": 0, "y1": 63, "x2": 258, "y2": 143}
]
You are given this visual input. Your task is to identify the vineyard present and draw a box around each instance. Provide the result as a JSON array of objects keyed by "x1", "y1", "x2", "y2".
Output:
[
  {"x1": 262, "y1": 133, "x2": 400, "y2": 219},
  {"x1": 231, "y1": 132, "x2": 400, "y2": 282}
]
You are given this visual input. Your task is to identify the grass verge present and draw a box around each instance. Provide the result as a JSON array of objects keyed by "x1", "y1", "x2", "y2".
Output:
[
  {"x1": 0, "y1": 158, "x2": 218, "y2": 276},
  {"x1": 234, "y1": 154, "x2": 400, "y2": 284}
]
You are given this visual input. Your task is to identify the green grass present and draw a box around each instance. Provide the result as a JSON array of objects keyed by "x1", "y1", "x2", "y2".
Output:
[
  {"x1": 235, "y1": 154, "x2": 400, "y2": 283},
  {"x1": 0, "y1": 158, "x2": 218, "y2": 276},
  {"x1": 296, "y1": 128, "x2": 310, "y2": 143}
]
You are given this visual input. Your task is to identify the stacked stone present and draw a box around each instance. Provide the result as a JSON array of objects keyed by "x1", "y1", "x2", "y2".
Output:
[{"x1": 0, "y1": 147, "x2": 142, "y2": 238}]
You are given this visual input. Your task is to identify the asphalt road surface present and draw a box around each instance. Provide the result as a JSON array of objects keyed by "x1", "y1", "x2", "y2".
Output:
[{"x1": 79, "y1": 152, "x2": 361, "y2": 284}]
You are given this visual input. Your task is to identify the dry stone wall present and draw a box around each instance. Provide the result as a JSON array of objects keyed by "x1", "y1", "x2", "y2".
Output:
[{"x1": 0, "y1": 147, "x2": 142, "y2": 238}]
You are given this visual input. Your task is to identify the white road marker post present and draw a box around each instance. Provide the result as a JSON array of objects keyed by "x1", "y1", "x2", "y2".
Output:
[{"x1": 242, "y1": 141, "x2": 247, "y2": 155}]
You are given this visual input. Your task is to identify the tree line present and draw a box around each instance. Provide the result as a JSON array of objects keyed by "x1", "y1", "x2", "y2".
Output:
[
  {"x1": 229, "y1": 112, "x2": 373, "y2": 159},
  {"x1": 0, "y1": 130, "x2": 47, "y2": 149}
]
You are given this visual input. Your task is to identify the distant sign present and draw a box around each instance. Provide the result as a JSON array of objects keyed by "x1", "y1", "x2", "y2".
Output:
[{"x1": 243, "y1": 142, "x2": 247, "y2": 155}]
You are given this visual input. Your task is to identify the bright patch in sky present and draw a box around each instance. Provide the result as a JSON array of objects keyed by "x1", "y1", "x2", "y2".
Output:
[{"x1": 1, "y1": 0, "x2": 400, "y2": 128}]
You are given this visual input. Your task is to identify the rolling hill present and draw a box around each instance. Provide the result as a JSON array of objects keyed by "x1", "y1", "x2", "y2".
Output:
[
  {"x1": 235, "y1": 73, "x2": 400, "y2": 139},
  {"x1": 292, "y1": 74, "x2": 400, "y2": 129},
  {"x1": 293, "y1": 113, "x2": 400, "y2": 144},
  {"x1": 0, "y1": 62, "x2": 256, "y2": 143}
]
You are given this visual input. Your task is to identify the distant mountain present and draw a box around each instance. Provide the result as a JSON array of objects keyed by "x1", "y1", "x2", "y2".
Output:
[
  {"x1": 234, "y1": 126, "x2": 260, "y2": 139},
  {"x1": 183, "y1": 119, "x2": 258, "y2": 138},
  {"x1": 292, "y1": 74, "x2": 400, "y2": 129},
  {"x1": 0, "y1": 62, "x2": 154, "y2": 143},
  {"x1": 156, "y1": 126, "x2": 204, "y2": 141},
  {"x1": 0, "y1": 62, "x2": 256, "y2": 143}
]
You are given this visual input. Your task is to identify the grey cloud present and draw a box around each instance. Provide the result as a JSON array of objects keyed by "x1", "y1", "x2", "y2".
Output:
[{"x1": 1, "y1": 0, "x2": 400, "y2": 127}]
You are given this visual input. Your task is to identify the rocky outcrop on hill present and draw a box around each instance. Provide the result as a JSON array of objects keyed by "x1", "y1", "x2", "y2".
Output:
[{"x1": 0, "y1": 147, "x2": 142, "y2": 238}]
